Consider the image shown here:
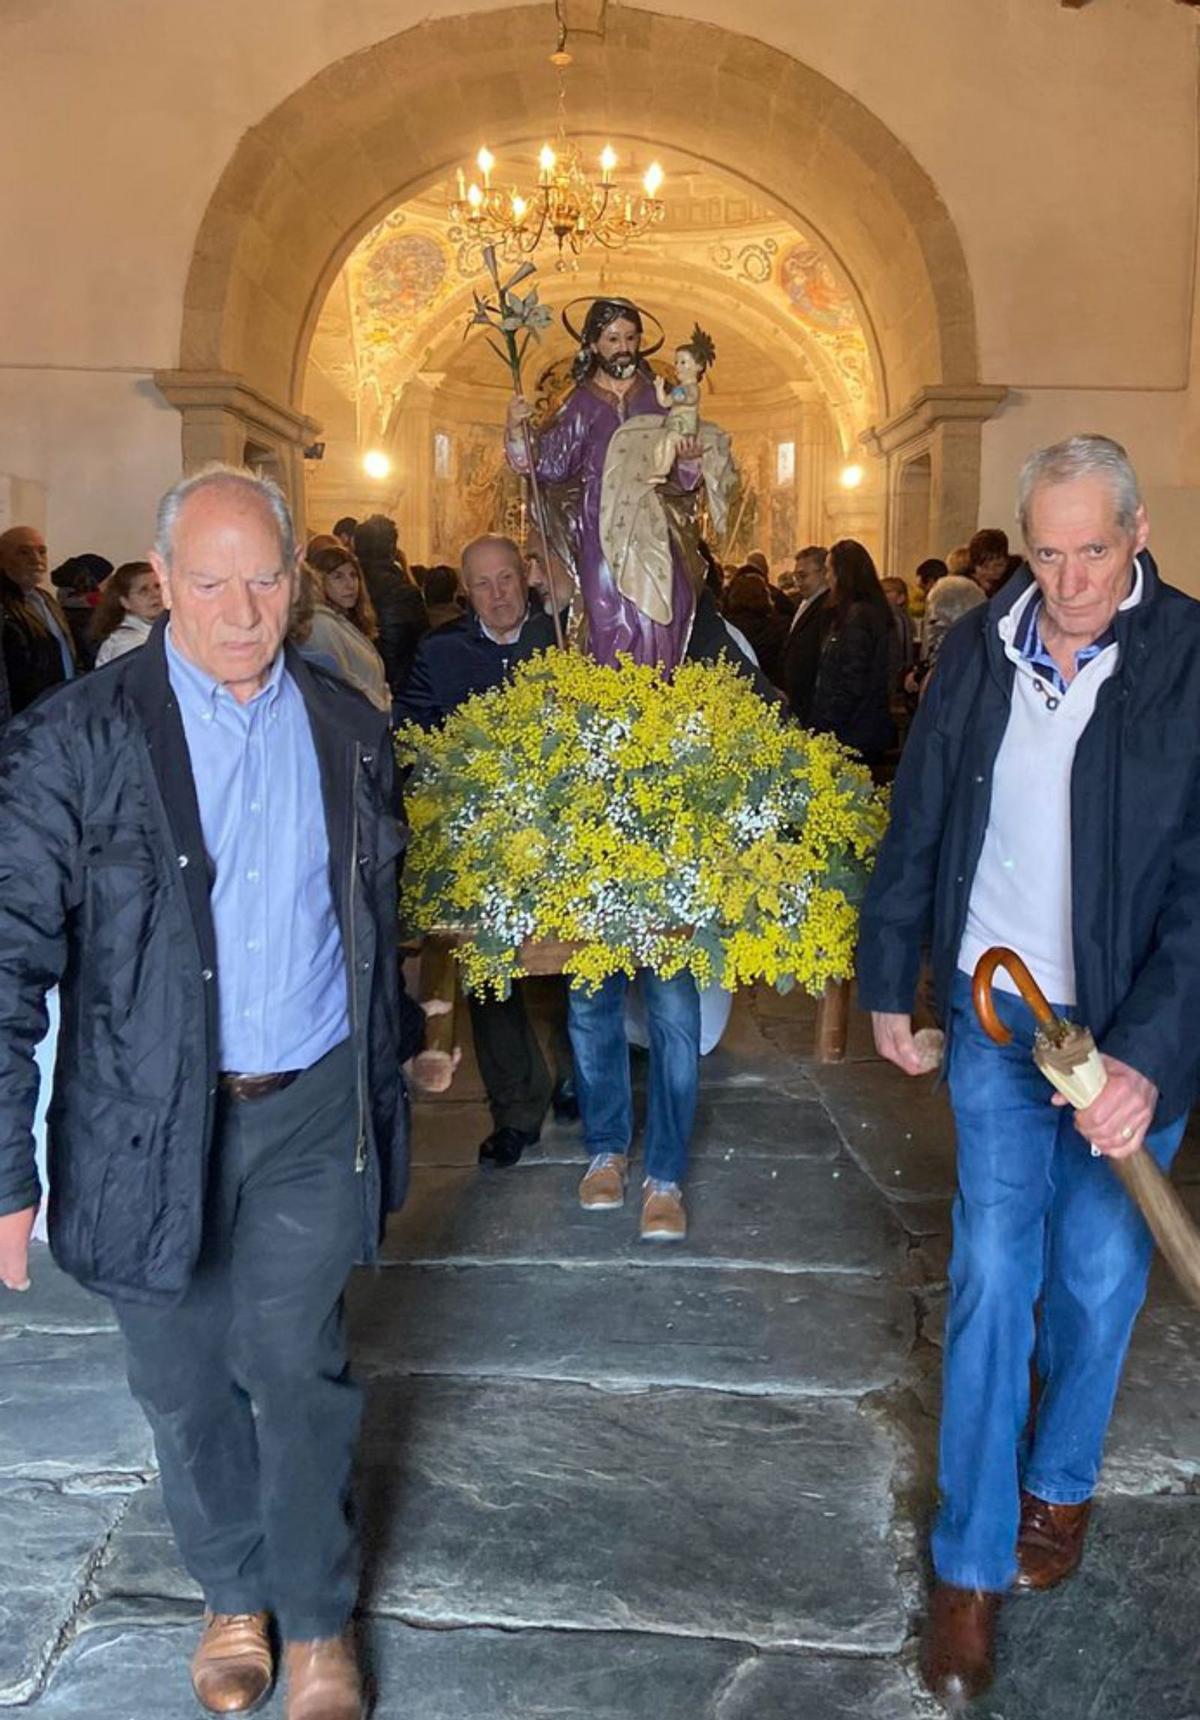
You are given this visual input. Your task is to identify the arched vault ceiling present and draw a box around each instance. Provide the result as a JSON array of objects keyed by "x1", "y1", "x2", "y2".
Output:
[{"x1": 305, "y1": 146, "x2": 875, "y2": 450}]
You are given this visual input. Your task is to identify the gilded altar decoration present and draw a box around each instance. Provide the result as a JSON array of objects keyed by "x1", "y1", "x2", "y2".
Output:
[{"x1": 397, "y1": 653, "x2": 886, "y2": 999}]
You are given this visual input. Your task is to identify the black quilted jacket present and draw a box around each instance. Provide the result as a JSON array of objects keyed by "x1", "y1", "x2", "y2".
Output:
[{"x1": 0, "y1": 622, "x2": 418, "y2": 1301}]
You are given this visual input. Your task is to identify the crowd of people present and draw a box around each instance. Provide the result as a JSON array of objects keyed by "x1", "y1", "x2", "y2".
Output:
[
  {"x1": 698, "y1": 524, "x2": 1025, "y2": 775},
  {"x1": 0, "y1": 433, "x2": 1192, "y2": 1716},
  {"x1": 0, "y1": 509, "x2": 1019, "y2": 782}
]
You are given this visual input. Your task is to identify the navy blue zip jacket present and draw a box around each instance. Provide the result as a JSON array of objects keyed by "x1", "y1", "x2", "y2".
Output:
[
  {"x1": 396, "y1": 606, "x2": 558, "y2": 730},
  {"x1": 856, "y1": 552, "x2": 1200, "y2": 1126},
  {"x1": 396, "y1": 591, "x2": 780, "y2": 731}
]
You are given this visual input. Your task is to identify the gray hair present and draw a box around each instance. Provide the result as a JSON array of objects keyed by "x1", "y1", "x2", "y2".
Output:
[
  {"x1": 460, "y1": 533, "x2": 525, "y2": 582},
  {"x1": 1017, "y1": 435, "x2": 1142, "y2": 540},
  {"x1": 153, "y1": 465, "x2": 296, "y2": 570}
]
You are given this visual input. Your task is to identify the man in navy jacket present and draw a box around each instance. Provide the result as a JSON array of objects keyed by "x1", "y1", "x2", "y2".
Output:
[
  {"x1": 398, "y1": 536, "x2": 573, "y2": 1168},
  {"x1": 857, "y1": 436, "x2": 1200, "y2": 1706}
]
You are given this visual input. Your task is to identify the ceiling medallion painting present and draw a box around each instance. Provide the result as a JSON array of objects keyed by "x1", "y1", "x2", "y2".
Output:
[
  {"x1": 354, "y1": 222, "x2": 448, "y2": 353},
  {"x1": 780, "y1": 243, "x2": 858, "y2": 333}
]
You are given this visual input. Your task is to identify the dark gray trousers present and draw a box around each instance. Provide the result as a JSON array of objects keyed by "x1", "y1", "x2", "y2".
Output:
[
  {"x1": 468, "y1": 975, "x2": 574, "y2": 1134},
  {"x1": 113, "y1": 1038, "x2": 363, "y2": 1639}
]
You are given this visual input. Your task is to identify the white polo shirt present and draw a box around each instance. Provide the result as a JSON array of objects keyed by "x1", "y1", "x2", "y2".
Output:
[{"x1": 958, "y1": 559, "x2": 1144, "y2": 1007}]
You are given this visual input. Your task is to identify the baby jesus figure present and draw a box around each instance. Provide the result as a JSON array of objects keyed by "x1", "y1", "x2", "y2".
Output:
[{"x1": 648, "y1": 324, "x2": 716, "y2": 482}]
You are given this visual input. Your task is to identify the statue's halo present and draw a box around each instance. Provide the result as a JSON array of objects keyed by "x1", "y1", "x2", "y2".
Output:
[{"x1": 561, "y1": 297, "x2": 665, "y2": 357}]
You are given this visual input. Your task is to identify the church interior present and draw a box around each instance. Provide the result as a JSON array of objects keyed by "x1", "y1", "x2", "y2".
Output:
[{"x1": 3, "y1": 4, "x2": 1200, "y2": 1719}]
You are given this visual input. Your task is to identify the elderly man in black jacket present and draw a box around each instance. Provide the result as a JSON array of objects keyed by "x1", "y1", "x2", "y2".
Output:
[
  {"x1": 0, "y1": 467, "x2": 437, "y2": 1720},
  {"x1": 857, "y1": 435, "x2": 1200, "y2": 1707}
]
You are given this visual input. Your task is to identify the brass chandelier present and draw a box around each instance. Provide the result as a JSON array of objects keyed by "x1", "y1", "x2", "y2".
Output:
[{"x1": 446, "y1": 7, "x2": 665, "y2": 269}]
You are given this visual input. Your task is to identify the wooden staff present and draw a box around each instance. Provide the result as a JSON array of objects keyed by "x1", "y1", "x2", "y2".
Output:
[
  {"x1": 517, "y1": 407, "x2": 566, "y2": 652},
  {"x1": 973, "y1": 946, "x2": 1200, "y2": 1308}
]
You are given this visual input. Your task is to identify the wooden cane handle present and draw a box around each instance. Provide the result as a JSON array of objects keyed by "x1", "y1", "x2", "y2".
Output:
[
  {"x1": 1111, "y1": 1148, "x2": 1200, "y2": 1309},
  {"x1": 972, "y1": 947, "x2": 1059, "y2": 1045}
]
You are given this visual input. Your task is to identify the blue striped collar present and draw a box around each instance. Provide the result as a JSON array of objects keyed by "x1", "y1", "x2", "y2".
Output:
[{"x1": 1004, "y1": 555, "x2": 1144, "y2": 696}]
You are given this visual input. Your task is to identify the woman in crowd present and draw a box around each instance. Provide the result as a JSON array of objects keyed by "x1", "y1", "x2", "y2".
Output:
[
  {"x1": 809, "y1": 538, "x2": 895, "y2": 772},
  {"x1": 92, "y1": 561, "x2": 163, "y2": 665},
  {"x1": 722, "y1": 568, "x2": 790, "y2": 688},
  {"x1": 919, "y1": 568, "x2": 986, "y2": 680},
  {"x1": 308, "y1": 544, "x2": 380, "y2": 640},
  {"x1": 293, "y1": 550, "x2": 390, "y2": 713}
]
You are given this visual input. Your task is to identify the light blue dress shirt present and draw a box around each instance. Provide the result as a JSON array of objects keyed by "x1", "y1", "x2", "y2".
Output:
[{"x1": 166, "y1": 630, "x2": 349, "y2": 1073}]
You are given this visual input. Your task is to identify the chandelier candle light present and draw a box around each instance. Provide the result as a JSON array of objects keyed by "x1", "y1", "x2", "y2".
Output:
[{"x1": 448, "y1": 16, "x2": 665, "y2": 267}]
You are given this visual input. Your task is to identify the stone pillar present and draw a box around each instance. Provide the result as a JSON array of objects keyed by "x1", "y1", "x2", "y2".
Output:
[
  {"x1": 390, "y1": 376, "x2": 436, "y2": 563},
  {"x1": 863, "y1": 385, "x2": 1008, "y2": 569},
  {"x1": 797, "y1": 403, "x2": 828, "y2": 549},
  {"x1": 153, "y1": 370, "x2": 321, "y2": 535}
]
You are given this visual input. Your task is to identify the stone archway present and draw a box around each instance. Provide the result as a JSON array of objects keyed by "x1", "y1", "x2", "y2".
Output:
[{"x1": 159, "y1": 2, "x2": 1002, "y2": 559}]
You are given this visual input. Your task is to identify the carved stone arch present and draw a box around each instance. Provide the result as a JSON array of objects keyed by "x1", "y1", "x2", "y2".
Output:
[{"x1": 164, "y1": 3, "x2": 996, "y2": 558}]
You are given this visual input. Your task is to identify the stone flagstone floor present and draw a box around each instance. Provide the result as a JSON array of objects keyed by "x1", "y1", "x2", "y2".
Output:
[{"x1": 3, "y1": 987, "x2": 1199, "y2": 1718}]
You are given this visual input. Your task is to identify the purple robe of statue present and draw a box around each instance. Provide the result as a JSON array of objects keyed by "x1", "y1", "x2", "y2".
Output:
[{"x1": 508, "y1": 373, "x2": 699, "y2": 670}]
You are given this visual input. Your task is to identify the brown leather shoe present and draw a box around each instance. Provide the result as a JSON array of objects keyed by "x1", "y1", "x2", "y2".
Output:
[
  {"x1": 639, "y1": 1180, "x2": 687, "y2": 1242},
  {"x1": 284, "y1": 1632, "x2": 363, "y2": 1720},
  {"x1": 919, "y1": 1582, "x2": 1000, "y2": 1709},
  {"x1": 1014, "y1": 1491, "x2": 1092, "y2": 1593},
  {"x1": 191, "y1": 1611, "x2": 274, "y2": 1716},
  {"x1": 579, "y1": 1152, "x2": 628, "y2": 1210}
]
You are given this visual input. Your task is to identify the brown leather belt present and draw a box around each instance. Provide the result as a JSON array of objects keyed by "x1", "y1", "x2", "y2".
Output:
[{"x1": 219, "y1": 1070, "x2": 302, "y2": 1102}]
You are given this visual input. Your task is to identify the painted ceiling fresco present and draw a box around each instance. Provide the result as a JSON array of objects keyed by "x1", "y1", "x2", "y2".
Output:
[{"x1": 306, "y1": 166, "x2": 874, "y2": 436}]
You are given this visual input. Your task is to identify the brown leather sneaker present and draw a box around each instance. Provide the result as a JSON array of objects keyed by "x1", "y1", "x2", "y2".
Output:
[
  {"x1": 640, "y1": 1180, "x2": 687, "y2": 1242},
  {"x1": 191, "y1": 1611, "x2": 274, "y2": 1716},
  {"x1": 1013, "y1": 1491, "x2": 1092, "y2": 1593},
  {"x1": 579, "y1": 1152, "x2": 628, "y2": 1209},
  {"x1": 284, "y1": 1631, "x2": 363, "y2": 1720},
  {"x1": 919, "y1": 1582, "x2": 1001, "y2": 1709}
]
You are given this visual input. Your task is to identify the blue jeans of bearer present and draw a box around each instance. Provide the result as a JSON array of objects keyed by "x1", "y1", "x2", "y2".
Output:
[
  {"x1": 567, "y1": 969, "x2": 700, "y2": 1185},
  {"x1": 934, "y1": 972, "x2": 1186, "y2": 1592}
]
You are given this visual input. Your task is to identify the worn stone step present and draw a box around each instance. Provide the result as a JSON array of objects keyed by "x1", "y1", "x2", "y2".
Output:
[
  {"x1": 982, "y1": 1496, "x2": 1200, "y2": 1720},
  {"x1": 1105, "y1": 1301, "x2": 1200, "y2": 1495},
  {"x1": 381, "y1": 1158, "x2": 905, "y2": 1276},
  {"x1": 0, "y1": 1484, "x2": 125, "y2": 1705},
  {"x1": 806, "y1": 1061, "x2": 958, "y2": 1201},
  {"x1": 0, "y1": 1333, "x2": 154, "y2": 1483},
  {"x1": 39, "y1": 1614, "x2": 921, "y2": 1719},
  {"x1": 346, "y1": 1261, "x2": 915, "y2": 1396},
  {"x1": 94, "y1": 1377, "x2": 907, "y2": 1653},
  {"x1": 412, "y1": 1089, "x2": 842, "y2": 1170},
  {"x1": 0, "y1": 1252, "x2": 115, "y2": 1339}
]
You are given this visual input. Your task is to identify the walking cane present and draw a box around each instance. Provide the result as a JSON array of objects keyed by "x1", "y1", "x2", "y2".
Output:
[{"x1": 972, "y1": 946, "x2": 1200, "y2": 1308}]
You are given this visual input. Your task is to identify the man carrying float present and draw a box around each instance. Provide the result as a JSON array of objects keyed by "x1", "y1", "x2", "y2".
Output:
[{"x1": 503, "y1": 294, "x2": 738, "y2": 1240}]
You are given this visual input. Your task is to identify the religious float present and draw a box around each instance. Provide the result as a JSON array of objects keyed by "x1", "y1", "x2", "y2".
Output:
[{"x1": 404, "y1": 249, "x2": 886, "y2": 1060}]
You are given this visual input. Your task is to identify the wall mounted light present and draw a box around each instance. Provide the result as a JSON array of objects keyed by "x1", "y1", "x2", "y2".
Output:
[
  {"x1": 839, "y1": 463, "x2": 864, "y2": 490},
  {"x1": 363, "y1": 450, "x2": 391, "y2": 480}
]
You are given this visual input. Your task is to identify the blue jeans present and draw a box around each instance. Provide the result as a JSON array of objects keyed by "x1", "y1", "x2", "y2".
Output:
[
  {"x1": 933, "y1": 971, "x2": 1186, "y2": 1591},
  {"x1": 567, "y1": 969, "x2": 700, "y2": 1185}
]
